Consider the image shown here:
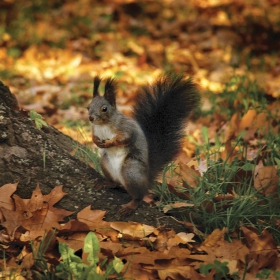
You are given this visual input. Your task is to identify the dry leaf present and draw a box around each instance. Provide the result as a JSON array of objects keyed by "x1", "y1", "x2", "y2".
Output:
[
  {"x1": 242, "y1": 227, "x2": 278, "y2": 270},
  {"x1": 201, "y1": 227, "x2": 226, "y2": 248},
  {"x1": 239, "y1": 110, "x2": 257, "y2": 131},
  {"x1": 110, "y1": 222, "x2": 154, "y2": 239},
  {"x1": 0, "y1": 183, "x2": 18, "y2": 211},
  {"x1": 254, "y1": 160, "x2": 278, "y2": 197}
]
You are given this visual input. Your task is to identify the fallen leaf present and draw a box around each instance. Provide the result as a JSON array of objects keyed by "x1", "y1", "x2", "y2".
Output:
[
  {"x1": 1, "y1": 208, "x2": 26, "y2": 238},
  {"x1": 43, "y1": 185, "x2": 74, "y2": 221},
  {"x1": 201, "y1": 227, "x2": 226, "y2": 248},
  {"x1": 242, "y1": 227, "x2": 278, "y2": 270},
  {"x1": 110, "y1": 222, "x2": 154, "y2": 239},
  {"x1": 0, "y1": 183, "x2": 18, "y2": 211},
  {"x1": 163, "y1": 202, "x2": 194, "y2": 213},
  {"x1": 176, "y1": 232, "x2": 195, "y2": 243},
  {"x1": 254, "y1": 160, "x2": 278, "y2": 197},
  {"x1": 239, "y1": 110, "x2": 257, "y2": 131}
]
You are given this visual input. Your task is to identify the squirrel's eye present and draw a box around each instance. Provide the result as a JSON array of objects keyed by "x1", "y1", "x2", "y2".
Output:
[{"x1": 101, "y1": 106, "x2": 107, "y2": 112}]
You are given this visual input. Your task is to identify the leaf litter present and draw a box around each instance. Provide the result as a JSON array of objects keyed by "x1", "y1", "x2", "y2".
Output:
[{"x1": 0, "y1": 183, "x2": 280, "y2": 278}]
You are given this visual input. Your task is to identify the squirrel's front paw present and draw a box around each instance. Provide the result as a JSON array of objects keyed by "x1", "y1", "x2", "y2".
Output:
[
  {"x1": 93, "y1": 136, "x2": 107, "y2": 148},
  {"x1": 96, "y1": 141, "x2": 107, "y2": 148}
]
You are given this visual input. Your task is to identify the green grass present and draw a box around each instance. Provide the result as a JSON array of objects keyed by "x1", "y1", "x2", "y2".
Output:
[
  {"x1": 203, "y1": 74, "x2": 269, "y2": 119},
  {"x1": 154, "y1": 72, "x2": 280, "y2": 243},
  {"x1": 72, "y1": 140, "x2": 102, "y2": 175},
  {"x1": 155, "y1": 127, "x2": 280, "y2": 242}
]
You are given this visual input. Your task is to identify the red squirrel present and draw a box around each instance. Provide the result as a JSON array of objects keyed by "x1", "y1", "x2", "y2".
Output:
[{"x1": 87, "y1": 74, "x2": 200, "y2": 215}]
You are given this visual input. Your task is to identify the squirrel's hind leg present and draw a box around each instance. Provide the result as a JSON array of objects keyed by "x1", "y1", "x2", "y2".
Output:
[
  {"x1": 119, "y1": 198, "x2": 143, "y2": 216},
  {"x1": 98, "y1": 154, "x2": 119, "y2": 189},
  {"x1": 119, "y1": 159, "x2": 149, "y2": 215}
]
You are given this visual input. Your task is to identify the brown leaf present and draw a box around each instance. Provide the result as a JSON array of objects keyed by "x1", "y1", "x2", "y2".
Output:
[
  {"x1": 167, "y1": 181, "x2": 191, "y2": 200},
  {"x1": 12, "y1": 195, "x2": 30, "y2": 213},
  {"x1": 157, "y1": 265, "x2": 196, "y2": 280},
  {"x1": 219, "y1": 138, "x2": 239, "y2": 162},
  {"x1": 1, "y1": 185, "x2": 73, "y2": 238},
  {"x1": 0, "y1": 208, "x2": 26, "y2": 238},
  {"x1": 19, "y1": 252, "x2": 35, "y2": 270},
  {"x1": 226, "y1": 112, "x2": 240, "y2": 141},
  {"x1": 110, "y1": 222, "x2": 154, "y2": 239},
  {"x1": 77, "y1": 206, "x2": 106, "y2": 224},
  {"x1": 254, "y1": 161, "x2": 278, "y2": 197},
  {"x1": 204, "y1": 239, "x2": 249, "y2": 263},
  {"x1": 57, "y1": 232, "x2": 87, "y2": 252},
  {"x1": 201, "y1": 227, "x2": 226, "y2": 248},
  {"x1": 176, "y1": 232, "x2": 195, "y2": 243},
  {"x1": 60, "y1": 219, "x2": 90, "y2": 232},
  {"x1": 163, "y1": 202, "x2": 194, "y2": 213},
  {"x1": 122, "y1": 262, "x2": 154, "y2": 280},
  {"x1": 21, "y1": 207, "x2": 61, "y2": 232},
  {"x1": 0, "y1": 183, "x2": 18, "y2": 211},
  {"x1": 61, "y1": 207, "x2": 118, "y2": 241},
  {"x1": 28, "y1": 185, "x2": 45, "y2": 212},
  {"x1": 153, "y1": 228, "x2": 176, "y2": 252},
  {"x1": 239, "y1": 110, "x2": 257, "y2": 131},
  {"x1": 77, "y1": 206, "x2": 112, "y2": 234},
  {"x1": 242, "y1": 227, "x2": 278, "y2": 270},
  {"x1": 178, "y1": 161, "x2": 201, "y2": 188},
  {"x1": 177, "y1": 220, "x2": 204, "y2": 237},
  {"x1": 43, "y1": 186, "x2": 74, "y2": 221},
  {"x1": 166, "y1": 232, "x2": 195, "y2": 251}
]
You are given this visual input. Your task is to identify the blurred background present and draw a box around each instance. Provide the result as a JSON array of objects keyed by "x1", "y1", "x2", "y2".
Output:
[{"x1": 0, "y1": 0, "x2": 280, "y2": 147}]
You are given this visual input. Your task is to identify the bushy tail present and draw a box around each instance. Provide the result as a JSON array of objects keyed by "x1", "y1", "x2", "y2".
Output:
[{"x1": 133, "y1": 73, "x2": 200, "y2": 181}]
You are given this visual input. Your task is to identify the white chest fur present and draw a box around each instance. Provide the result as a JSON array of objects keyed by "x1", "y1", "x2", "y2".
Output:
[
  {"x1": 93, "y1": 124, "x2": 127, "y2": 186},
  {"x1": 105, "y1": 146, "x2": 127, "y2": 186},
  {"x1": 93, "y1": 124, "x2": 116, "y2": 140}
]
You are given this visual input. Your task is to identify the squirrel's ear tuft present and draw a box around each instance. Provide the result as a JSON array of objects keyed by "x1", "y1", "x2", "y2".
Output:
[
  {"x1": 104, "y1": 78, "x2": 117, "y2": 107},
  {"x1": 93, "y1": 76, "x2": 102, "y2": 97}
]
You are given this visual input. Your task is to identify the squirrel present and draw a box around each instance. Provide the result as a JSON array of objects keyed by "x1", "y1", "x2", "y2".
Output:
[{"x1": 87, "y1": 73, "x2": 200, "y2": 215}]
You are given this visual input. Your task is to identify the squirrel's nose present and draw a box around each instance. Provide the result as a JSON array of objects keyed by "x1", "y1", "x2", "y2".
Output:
[{"x1": 89, "y1": 116, "x2": 94, "y2": 122}]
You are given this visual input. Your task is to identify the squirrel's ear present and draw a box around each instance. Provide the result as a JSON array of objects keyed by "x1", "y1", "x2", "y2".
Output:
[
  {"x1": 104, "y1": 78, "x2": 117, "y2": 107},
  {"x1": 93, "y1": 76, "x2": 101, "y2": 97}
]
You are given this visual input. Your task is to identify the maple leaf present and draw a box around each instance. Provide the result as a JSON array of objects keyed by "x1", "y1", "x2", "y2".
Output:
[
  {"x1": 60, "y1": 206, "x2": 117, "y2": 242},
  {"x1": 77, "y1": 206, "x2": 106, "y2": 225},
  {"x1": 1, "y1": 185, "x2": 73, "y2": 238},
  {"x1": 0, "y1": 183, "x2": 18, "y2": 211},
  {"x1": 0, "y1": 183, "x2": 18, "y2": 223},
  {"x1": 22, "y1": 207, "x2": 61, "y2": 232},
  {"x1": 43, "y1": 185, "x2": 74, "y2": 221},
  {"x1": 242, "y1": 227, "x2": 278, "y2": 270},
  {"x1": 77, "y1": 206, "x2": 114, "y2": 235},
  {"x1": 0, "y1": 207, "x2": 26, "y2": 238},
  {"x1": 20, "y1": 186, "x2": 73, "y2": 233}
]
